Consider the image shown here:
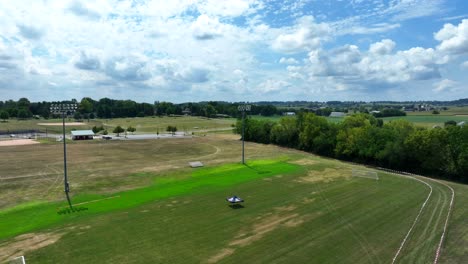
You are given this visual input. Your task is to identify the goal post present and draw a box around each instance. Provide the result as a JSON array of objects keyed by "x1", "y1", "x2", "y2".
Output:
[
  {"x1": 352, "y1": 169, "x2": 379, "y2": 180},
  {"x1": 9, "y1": 256, "x2": 26, "y2": 264}
]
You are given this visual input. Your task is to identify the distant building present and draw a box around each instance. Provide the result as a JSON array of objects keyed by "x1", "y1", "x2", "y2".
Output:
[
  {"x1": 329, "y1": 112, "x2": 345, "y2": 117},
  {"x1": 283, "y1": 112, "x2": 296, "y2": 116},
  {"x1": 71, "y1": 130, "x2": 94, "y2": 140},
  {"x1": 370, "y1": 110, "x2": 380, "y2": 114},
  {"x1": 457, "y1": 121, "x2": 466, "y2": 127}
]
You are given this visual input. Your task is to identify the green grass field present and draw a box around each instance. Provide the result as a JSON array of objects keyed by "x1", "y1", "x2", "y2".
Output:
[
  {"x1": 0, "y1": 135, "x2": 466, "y2": 263},
  {"x1": 381, "y1": 115, "x2": 468, "y2": 128},
  {"x1": 0, "y1": 116, "x2": 236, "y2": 135}
]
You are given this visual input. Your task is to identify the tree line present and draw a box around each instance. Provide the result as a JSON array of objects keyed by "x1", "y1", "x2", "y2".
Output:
[
  {"x1": 236, "y1": 113, "x2": 468, "y2": 182},
  {"x1": 0, "y1": 98, "x2": 283, "y2": 120}
]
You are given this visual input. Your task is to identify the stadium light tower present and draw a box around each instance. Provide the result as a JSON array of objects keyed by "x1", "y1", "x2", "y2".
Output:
[
  {"x1": 50, "y1": 103, "x2": 77, "y2": 209},
  {"x1": 237, "y1": 104, "x2": 251, "y2": 164}
]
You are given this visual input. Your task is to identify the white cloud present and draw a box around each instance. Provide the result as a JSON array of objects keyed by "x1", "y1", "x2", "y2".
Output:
[
  {"x1": 342, "y1": 23, "x2": 400, "y2": 35},
  {"x1": 272, "y1": 16, "x2": 331, "y2": 54},
  {"x1": 435, "y1": 19, "x2": 468, "y2": 54},
  {"x1": 461, "y1": 61, "x2": 468, "y2": 68},
  {"x1": 191, "y1": 15, "x2": 223, "y2": 40},
  {"x1": 304, "y1": 41, "x2": 446, "y2": 86},
  {"x1": 433, "y1": 79, "x2": 457, "y2": 92},
  {"x1": 197, "y1": 0, "x2": 258, "y2": 17},
  {"x1": 369, "y1": 39, "x2": 396, "y2": 55},
  {"x1": 257, "y1": 79, "x2": 290, "y2": 93},
  {"x1": 279, "y1": 57, "x2": 299, "y2": 64}
]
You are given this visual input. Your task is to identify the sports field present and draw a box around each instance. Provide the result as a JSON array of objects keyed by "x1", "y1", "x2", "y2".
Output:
[
  {"x1": 0, "y1": 134, "x2": 466, "y2": 263},
  {"x1": 0, "y1": 116, "x2": 236, "y2": 135}
]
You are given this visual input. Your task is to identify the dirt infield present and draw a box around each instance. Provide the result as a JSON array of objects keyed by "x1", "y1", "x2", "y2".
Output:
[
  {"x1": 37, "y1": 122, "x2": 85, "y2": 126},
  {"x1": 0, "y1": 139, "x2": 39, "y2": 147}
]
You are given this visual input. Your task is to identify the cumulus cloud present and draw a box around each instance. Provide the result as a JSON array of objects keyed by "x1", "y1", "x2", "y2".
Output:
[
  {"x1": 191, "y1": 15, "x2": 223, "y2": 40},
  {"x1": 180, "y1": 67, "x2": 210, "y2": 83},
  {"x1": 272, "y1": 16, "x2": 330, "y2": 53},
  {"x1": 435, "y1": 19, "x2": 468, "y2": 54},
  {"x1": 433, "y1": 79, "x2": 457, "y2": 92},
  {"x1": 74, "y1": 51, "x2": 101, "y2": 70},
  {"x1": 68, "y1": 1, "x2": 101, "y2": 20},
  {"x1": 369, "y1": 39, "x2": 396, "y2": 55},
  {"x1": 17, "y1": 24, "x2": 44, "y2": 39},
  {"x1": 105, "y1": 56, "x2": 152, "y2": 81},
  {"x1": 461, "y1": 61, "x2": 468, "y2": 68},
  {"x1": 304, "y1": 41, "x2": 445, "y2": 86},
  {"x1": 257, "y1": 79, "x2": 290, "y2": 93}
]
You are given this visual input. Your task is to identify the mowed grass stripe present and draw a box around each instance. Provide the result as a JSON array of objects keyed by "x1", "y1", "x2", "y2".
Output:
[
  {"x1": 399, "y1": 179, "x2": 451, "y2": 264},
  {"x1": 27, "y1": 167, "x2": 430, "y2": 263},
  {"x1": 0, "y1": 159, "x2": 301, "y2": 240}
]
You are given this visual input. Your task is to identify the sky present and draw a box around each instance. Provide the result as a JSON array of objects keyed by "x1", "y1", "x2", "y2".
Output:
[{"x1": 0, "y1": 0, "x2": 467, "y2": 103}]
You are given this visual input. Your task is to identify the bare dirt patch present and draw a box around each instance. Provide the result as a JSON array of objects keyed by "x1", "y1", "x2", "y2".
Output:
[
  {"x1": 0, "y1": 232, "x2": 63, "y2": 262},
  {"x1": 302, "y1": 197, "x2": 316, "y2": 204},
  {"x1": 274, "y1": 205, "x2": 297, "y2": 212},
  {"x1": 229, "y1": 213, "x2": 299, "y2": 247},
  {"x1": 207, "y1": 248, "x2": 235, "y2": 263},
  {"x1": 291, "y1": 158, "x2": 320, "y2": 166},
  {"x1": 0, "y1": 139, "x2": 39, "y2": 147},
  {"x1": 37, "y1": 122, "x2": 85, "y2": 126},
  {"x1": 296, "y1": 168, "x2": 350, "y2": 184}
]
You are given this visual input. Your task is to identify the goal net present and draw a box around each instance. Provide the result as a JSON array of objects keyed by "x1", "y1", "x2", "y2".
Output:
[
  {"x1": 9, "y1": 256, "x2": 26, "y2": 264},
  {"x1": 352, "y1": 169, "x2": 379, "y2": 180}
]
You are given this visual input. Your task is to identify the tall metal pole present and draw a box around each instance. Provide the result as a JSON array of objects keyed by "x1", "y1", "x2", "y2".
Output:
[
  {"x1": 238, "y1": 104, "x2": 250, "y2": 165},
  {"x1": 242, "y1": 111, "x2": 245, "y2": 164},
  {"x1": 51, "y1": 103, "x2": 76, "y2": 210},
  {"x1": 62, "y1": 112, "x2": 72, "y2": 209}
]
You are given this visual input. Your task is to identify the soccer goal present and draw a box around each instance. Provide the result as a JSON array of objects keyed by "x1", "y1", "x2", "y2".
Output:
[
  {"x1": 352, "y1": 169, "x2": 379, "y2": 180},
  {"x1": 9, "y1": 256, "x2": 26, "y2": 264}
]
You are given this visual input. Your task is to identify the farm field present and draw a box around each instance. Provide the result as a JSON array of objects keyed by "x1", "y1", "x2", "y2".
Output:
[
  {"x1": 0, "y1": 134, "x2": 466, "y2": 263},
  {"x1": 251, "y1": 113, "x2": 468, "y2": 128},
  {"x1": 381, "y1": 115, "x2": 468, "y2": 128}
]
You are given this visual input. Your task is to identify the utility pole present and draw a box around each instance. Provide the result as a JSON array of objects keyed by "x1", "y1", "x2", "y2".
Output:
[
  {"x1": 237, "y1": 104, "x2": 251, "y2": 164},
  {"x1": 50, "y1": 103, "x2": 77, "y2": 209}
]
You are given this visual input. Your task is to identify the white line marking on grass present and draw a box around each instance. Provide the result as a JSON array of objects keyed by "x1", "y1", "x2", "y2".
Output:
[
  {"x1": 390, "y1": 171, "x2": 433, "y2": 264},
  {"x1": 416, "y1": 176, "x2": 455, "y2": 264},
  {"x1": 63, "y1": 195, "x2": 121, "y2": 208}
]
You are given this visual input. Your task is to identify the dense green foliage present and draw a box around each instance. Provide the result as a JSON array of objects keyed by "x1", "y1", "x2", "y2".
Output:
[
  {"x1": 0, "y1": 97, "x2": 282, "y2": 119},
  {"x1": 113, "y1": 125, "x2": 124, "y2": 136},
  {"x1": 237, "y1": 113, "x2": 468, "y2": 182},
  {"x1": 0, "y1": 110, "x2": 8, "y2": 121}
]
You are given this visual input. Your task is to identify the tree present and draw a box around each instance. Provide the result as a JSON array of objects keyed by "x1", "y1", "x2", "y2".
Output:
[
  {"x1": 298, "y1": 113, "x2": 337, "y2": 156},
  {"x1": 74, "y1": 112, "x2": 82, "y2": 120},
  {"x1": 79, "y1": 98, "x2": 93, "y2": 114},
  {"x1": 113, "y1": 125, "x2": 125, "y2": 136},
  {"x1": 0, "y1": 111, "x2": 9, "y2": 122},
  {"x1": 444, "y1": 120, "x2": 457, "y2": 127},
  {"x1": 270, "y1": 117, "x2": 299, "y2": 147},
  {"x1": 127, "y1": 126, "x2": 136, "y2": 134},
  {"x1": 17, "y1": 109, "x2": 32, "y2": 119},
  {"x1": 166, "y1": 125, "x2": 177, "y2": 135},
  {"x1": 432, "y1": 110, "x2": 440, "y2": 114}
]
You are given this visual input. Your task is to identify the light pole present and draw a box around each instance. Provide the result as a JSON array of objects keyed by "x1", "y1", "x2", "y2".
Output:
[
  {"x1": 237, "y1": 104, "x2": 251, "y2": 164},
  {"x1": 50, "y1": 103, "x2": 77, "y2": 209}
]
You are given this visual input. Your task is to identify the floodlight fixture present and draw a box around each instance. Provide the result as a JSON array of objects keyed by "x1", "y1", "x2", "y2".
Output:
[{"x1": 50, "y1": 103, "x2": 77, "y2": 209}]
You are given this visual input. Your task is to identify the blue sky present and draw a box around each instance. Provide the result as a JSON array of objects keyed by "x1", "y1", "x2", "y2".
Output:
[{"x1": 0, "y1": 0, "x2": 467, "y2": 103}]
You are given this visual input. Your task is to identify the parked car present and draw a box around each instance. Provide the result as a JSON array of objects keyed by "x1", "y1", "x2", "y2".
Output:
[{"x1": 102, "y1": 136, "x2": 112, "y2": 140}]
